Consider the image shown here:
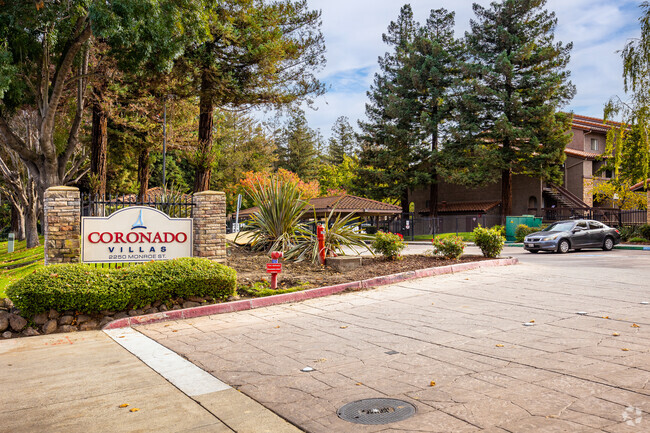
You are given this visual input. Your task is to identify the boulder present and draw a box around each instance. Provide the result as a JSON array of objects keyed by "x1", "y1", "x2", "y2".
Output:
[
  {"x1": 59, "y1": 325, "x2": 78, "y2": 333},
  {"x1": 22, "y1": 327, "x2": 40, "y2": 337},
  {"x1": 42, "y1": 320, "x2": 58, "y2": 335},
  {"x1": 99, "y1": 317, "x2": 114, "y2": 328},
  {"x1": 33, "y1": 312, "x2": 49, "y2": 326},
  {"x1": 114, "y1": 312, "x2": 129, "y2": 320},
  {"x1": 182, "y1": 301, "x2": 201, "y2": 309},
  {"x1": 144, "y1": 308, "x2": 158, "y2": 315},
  {"x1": 0, "y1": 316, "x2": 8, "y2": 332},
  {"x1": 58, "y1": 315, "x2": 74, "y2": 325},
  {"x1": 76, "y1": 315, "x2": 91, "y2": 324},
  {"x1": 187, "y1": 296, "x2": 205, "y2": 303},
  {"x1": 9, "y1": 314, "x2": 27, "y2": 332},
  {"x1": 2, "y1": 331, "x2": 12, "y2": 339},
  {"x1": 127, "y1": 310, "x2": 139, "y2": 316},
  {"x1": 48, "y1": 309, "x2": 60, "y2": 320},
  {"x1": 100, "y1": 310, "x2": 115, "y2": 316},
  {"x1": 79, "y1": 320, "x2": 99, "y2": 331},
  {"x1": 159, "y1": 304, "x2": 169, "y2": 312}
]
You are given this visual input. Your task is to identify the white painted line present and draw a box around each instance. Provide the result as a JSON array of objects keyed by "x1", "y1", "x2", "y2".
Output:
[{"x1": 105, "y1": 327, "x2": 231, "y2": 396}]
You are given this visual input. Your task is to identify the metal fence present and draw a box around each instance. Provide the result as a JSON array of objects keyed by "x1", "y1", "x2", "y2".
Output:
[
  {"x1": 81, "y1": 193, "x2": 194, "y2": 218},
  {"x1": 531, "y1": 207, "x2": 647, "y2": 227},
  {"x1": 373, "y1": 213, "x2": 502, "y2": 240}
]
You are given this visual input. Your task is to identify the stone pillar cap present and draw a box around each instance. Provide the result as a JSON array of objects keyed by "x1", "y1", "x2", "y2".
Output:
[
  {"x1": 45, "y1": 186, "x2": 80, "y2": 192},
  {"x1": 193, "y1": 190, "x2": 225, "y2": 196}
]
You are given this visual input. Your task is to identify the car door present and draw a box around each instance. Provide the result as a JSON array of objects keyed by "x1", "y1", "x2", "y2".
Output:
[
  {"x1": 587, "y1": 221, "x2": 606, "y2": 246},
  {"x1": 571, "y1": 221, "x2": 589, "y2": 247}
]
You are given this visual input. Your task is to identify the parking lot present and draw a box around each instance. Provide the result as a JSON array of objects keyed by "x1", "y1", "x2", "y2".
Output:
[{"x1": 139, "y1": 246, "x2": 650, "y2": 432}]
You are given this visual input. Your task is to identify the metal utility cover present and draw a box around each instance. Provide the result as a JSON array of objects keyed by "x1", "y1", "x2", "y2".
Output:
[{"x1": 337, "y1": 398, "x2": 416, "y2": 425}]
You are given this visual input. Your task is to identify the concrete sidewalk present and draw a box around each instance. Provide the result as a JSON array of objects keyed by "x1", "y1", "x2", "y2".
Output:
[{"x1": 0, "y1": 330, "x2": 302, "y2": 433}]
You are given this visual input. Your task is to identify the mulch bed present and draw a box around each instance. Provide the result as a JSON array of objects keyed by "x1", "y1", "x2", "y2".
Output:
[{"x1": 227, "y1": 243, "x2": 493, "y2": 290}]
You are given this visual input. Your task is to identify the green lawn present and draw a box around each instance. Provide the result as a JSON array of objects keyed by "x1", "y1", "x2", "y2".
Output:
[
  {"x1": 0, "y1": 237, "x2": 44, "y2": 298},
  {"x1": 412, "y1": 232, "x2": 475, "y2": 242}
]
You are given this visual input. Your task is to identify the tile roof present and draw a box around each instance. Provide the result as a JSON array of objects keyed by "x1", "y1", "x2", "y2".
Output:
[
  {"x1": 237, "y1": 194, "x2": 402, "y2": 218},
  {"x1": 106, "y1": 187, "x2": 192, "y2": 202},
  {"x1": 437, "y1": 201, "x2": 501, "y2": 213},
  {"x1": 564, "y1": 148, "x2": 602, "y2": 159},
  {"x1": 630, "y1": 179, "x2": 650, "y2": 191},
  {"x1": 571, "y1": 114, "x2": 623, "y2": 133}
]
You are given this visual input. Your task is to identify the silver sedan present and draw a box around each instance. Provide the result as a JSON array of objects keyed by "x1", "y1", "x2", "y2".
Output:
[{"x1": 524, "y1": 220, "x2": 621, "y2": 253}]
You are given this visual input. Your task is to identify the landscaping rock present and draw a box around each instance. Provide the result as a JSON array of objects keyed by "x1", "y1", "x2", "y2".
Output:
[
  {"x1": 99, "y1": 317, "x2": 114, "y2": 328},
  {"x1": 79, "y1": 320, "x2": 98, "y2": 331},
  {"x1": 59, "y1": 325, "x2": 77, "y2": 333},
  {"x1": 76, "y1": 315, "x2": 91, "y2": 324},
  {"x1": 182, "y1": 301, "x2": 201, "y2": 309},
  {"x1": 0, "y1": 310, "x2": 8, "y2": 319},
  {"x1": 135, "y1": 309, "x2": 144, "y2": 315},
  {"x1": 159, "y1": 304, "x2": 168, "y2": 312},
  {"x1": 171, "y1": 304, "x2": 181, "y2": 310},
  {"x1": 2, "y1": 331, "x2": 12, "y2": 339},
  {"x1": 145, "y1": 308, "x2": 158, "y2": 315},
  {"x1": 48, "y1": 309, "x2": 60, "y2": 320},
  {"x1": 127, "y1": 310, "x2": 139, "y2": 316},
  {"x1": 58, "y1": 315, "x2": 74, "y2": 325},
  {"x1": 42, "y1": 320, "x2": 58, "y2": 334},
  {"x1": 326, "y1": 256, "x2": 363, "y2": 272},
  {"x1": 187, "y1": 296, "x2": 205, "y2": 303},
  {"x1": 22, "y1": 327, "x2": 40, "y2": 337},
  {"x1": 142, "y1": 304, "x2": 152, "y2": 310},
  {"x1": 33, "y1": 312, "x2": 49, "y2": 326},
  {"x1": 100, "y1": 310, "x2": 115, "y2": 316},
  {"x1": 2, "y1": 298, "x2": 14, "y2": 309},
  {"x1": 153, "y1": 301, "x2": 162, "y2": 308},
  {"x1": 0, "y1": 316, "x2": 8, "y2": 332},
  {"x1": 9, "y1": 314, "x2": 27, "y2": 332},
  {"x1": 114, "y1": 312, "x2": 129, "y2": 320}
]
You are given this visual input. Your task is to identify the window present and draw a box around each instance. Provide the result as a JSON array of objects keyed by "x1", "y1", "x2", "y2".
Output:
[
  {"x1": 590, "y1": 138, "x2": 599, "y2": 151},
  {"x1": 588, "y1": 221, "x2": 604, "y2": 230},
  {"x1": 575, "y1": 221, "x2": 588, "y2": 230},
  {"x1": 605, "y1": 169, "x2": 613, "y2": 178}
]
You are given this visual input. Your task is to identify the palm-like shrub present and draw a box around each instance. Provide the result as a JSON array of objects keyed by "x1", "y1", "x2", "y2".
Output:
[
  {"x1": 286, "y1": 208, "x2": 373, "y2": 262},
  {"x1": 239, "y1": 178, "x2": 308, "y2": 252}
]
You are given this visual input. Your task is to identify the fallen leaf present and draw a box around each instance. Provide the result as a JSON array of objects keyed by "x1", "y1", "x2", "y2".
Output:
[
  {"x1": 496, "y1": 344, "x2": 504, "y2": 347},
  {"x1": 631, "y1": 323, "x2": 640, "y2": 328},
  {"x1": 356, "y1": 382, "x2": 363, "y2": 386},
  {"x1": 130, "y1": 408, "x2": 139, "y2": 412},
  {"x1": 172, "y1": 330, "x2": 178, "y2": 332},
  {"x1": 602, "y1": 316, "x2": 610, "y2": 319},
  {"x1": 315, "y1": 358, "x2": 327, "y2": 363},
  {"x1": 529, "y1": 320, "x2": 535, "y2": 323},
  {"x1": 612, "y1": 332, "x2": 620, "y2": 336},
  {"x1": 119, "y1": 403, "x2": 129, "y2": 408},
  {"x1": 340, "y1": 326, "x2": 348, "y2": 329},
  {"x1": 429, "y1": 381, "x2": 436, "y2": 387},
  {"x1": 275, "y1": 325, "x2": 280, "y2": 328},
  {"x1": 622, "y1": 348, "x2": 630, "y2": 351}
]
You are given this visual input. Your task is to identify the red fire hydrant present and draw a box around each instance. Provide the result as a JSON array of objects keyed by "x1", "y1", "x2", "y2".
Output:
[
  {"x1": 266, "y1": 251, "x2": 283, "y2": 290},
  {"x1": 317, "y1": 224, "x2": 326, "y2": 265}
]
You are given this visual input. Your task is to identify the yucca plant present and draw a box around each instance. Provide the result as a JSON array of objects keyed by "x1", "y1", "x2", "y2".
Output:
[
  {"x1": 238, "y1": 177, "x2": 309, "y2": 252},
  {"x1": 285, "y1": 207, "x2": 373, "y2": 263}
]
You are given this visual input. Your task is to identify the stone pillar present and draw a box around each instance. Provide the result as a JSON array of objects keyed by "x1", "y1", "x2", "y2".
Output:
[
  {"x1": 647, "y1": 189, "x2": 650, "y2": 225},
  {"x1": 44, "y1": 186, "x2": 81, "y2": 265},
  {"x1": 192, "y1": 191, "x2": 226, "y2": 262}
]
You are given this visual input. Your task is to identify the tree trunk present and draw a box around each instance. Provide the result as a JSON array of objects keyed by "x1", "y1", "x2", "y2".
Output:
[
  {"x1": 429, "y1": 176, "x2": 438, "y2": 217},
  {"x1": 90, "y1": 101, "x2": 108, "y2": 198},
  {"x1": 10, "y1": 204, "x2": 25, "y2": 241},
  {"x1": 138, "y1": 147, "x2": 150, "y2": 202},
  {"x1": 193, "y1": 69, "x2": 214, "y2": 192},
  {"x1": 24, "y1": 199, "x2": 39, "y2": 249},
  {"x1": 501, "y1": 168, "x2": 512, "y2": 224},
  {"x1": 401, "y1": 188, "x2": 410, "y2": 214}
]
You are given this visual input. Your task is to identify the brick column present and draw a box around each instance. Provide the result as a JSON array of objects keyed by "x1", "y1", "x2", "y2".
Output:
[
  {"x1": 583, "y1": 178, "x2": 594, "y2": 207},
  {"x1": 192, "y1": 191, "x2": 226, "y2": 262},
  {"x1": 44, "y1": 186, "x2": 80, "y2": 265},
  {"x1": 647, "y1": 189, "x2": 650, "y2": 225}
]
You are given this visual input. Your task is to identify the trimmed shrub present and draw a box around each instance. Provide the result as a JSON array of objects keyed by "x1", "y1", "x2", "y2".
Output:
[
  {"x1": 639, "y1": 224, "x2": 650, "y2": 240},
  {"x1": 6, "y1": 258, "x2": 237, "y2": 316},
  {"x1": 431, "y1": 236, "x2": 465, "y2": 259},
  {"x1": 629, "y1": 237, "x2": 648, "y2": 243},
  {"x1": 372, "y1": 231, "x2": 405, "y2": 260},
  {"x1": 473, "y1": 226, "x2": 506, "y2": 258},
  {"x1": 515, "y1": 224, "x2": 540, "y2": 242},
  {"x1": 617, "y1": 226, "x2": 640, "y2": 241}
]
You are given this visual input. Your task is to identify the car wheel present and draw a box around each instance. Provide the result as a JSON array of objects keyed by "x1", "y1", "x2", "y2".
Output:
[
  {"x1": 603, "y1": 237, "x2": 614, "y2": 251},
  {"x1": 528, "y1": 250, "x2": 539, "y2": 254},
  {"x1": 557, "y1": 239, "x2": 570, "y2": 254}
]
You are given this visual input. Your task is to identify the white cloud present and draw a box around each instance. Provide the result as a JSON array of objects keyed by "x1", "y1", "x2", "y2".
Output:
[{"x1": 300, "y1": 0, "x2": 643, "y2": 137}]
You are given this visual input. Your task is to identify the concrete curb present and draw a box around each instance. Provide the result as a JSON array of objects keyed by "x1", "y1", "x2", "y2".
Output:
[
  {"x1": 103, "y1": 257, "x2": 519, "y2": 330},
  {"x1": 615, "y1": 245, "x2": 650, "y2": 251}
]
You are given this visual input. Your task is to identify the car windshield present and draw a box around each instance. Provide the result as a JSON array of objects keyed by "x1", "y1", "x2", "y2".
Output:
[{"x1": 543, "y1": 222, "x2": 574, "y2": 232}]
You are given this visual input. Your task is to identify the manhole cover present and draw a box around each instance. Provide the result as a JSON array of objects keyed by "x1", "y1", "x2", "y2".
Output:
[{"x1": 337, "y1": 398, "x2": 416, "y2": 425}]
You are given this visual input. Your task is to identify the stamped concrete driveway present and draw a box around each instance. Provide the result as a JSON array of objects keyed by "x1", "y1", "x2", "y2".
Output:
[{"x1": 139, "y1": 250, "x2": 650, "y2": 432}]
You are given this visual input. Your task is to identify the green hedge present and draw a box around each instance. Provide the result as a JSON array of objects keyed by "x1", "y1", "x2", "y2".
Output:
[
  {"x1": 473, "y1": 226, "x2": 506, "y2": 258},
  {"x1": 6, "y1": 258, "x2": 237, "y2": 316},
  {"x1": 515, "y1": 224, "x2": 541, "y2": 242}
]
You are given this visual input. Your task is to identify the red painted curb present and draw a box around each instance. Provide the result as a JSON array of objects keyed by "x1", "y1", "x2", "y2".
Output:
[{"x1": 103, "y1": 257, "x2": 518, "y2": 329}]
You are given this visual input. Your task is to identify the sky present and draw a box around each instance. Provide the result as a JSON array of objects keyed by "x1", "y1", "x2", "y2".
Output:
[{"x1": 286, "y1": 0, "x2": 643, "y2": 140}]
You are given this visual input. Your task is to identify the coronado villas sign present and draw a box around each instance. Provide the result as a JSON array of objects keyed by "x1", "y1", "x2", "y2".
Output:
[{"x1": 81, "y1": 207, "x2": 193, "y2": 263}]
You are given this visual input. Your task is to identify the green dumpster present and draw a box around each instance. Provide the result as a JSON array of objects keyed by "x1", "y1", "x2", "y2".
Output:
[{"x1": 505, "y1": 215, "x2": 542, "y2": 242}]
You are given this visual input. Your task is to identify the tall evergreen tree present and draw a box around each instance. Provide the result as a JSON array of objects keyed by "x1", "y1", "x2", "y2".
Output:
[
  {"x1": 446, "y1": 0, "x2": 575, "y2": 221},
  {"x1": 408, "y1": 8, "x2": 462, "y2": 216},
  {"x1": 358, "y1": 5, "x2": 429, "y2": 212},
  {"x1": 275, "y1": 110, "x2": 321, "y2": 181},
  {"x1": 327, "y1": 116, "x2": 356, "y2": 165}
]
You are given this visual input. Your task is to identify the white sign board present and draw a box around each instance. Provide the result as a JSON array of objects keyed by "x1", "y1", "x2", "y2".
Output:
[{"x1": 81, "y1": 206, "x2": 192, "y2": 263}]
